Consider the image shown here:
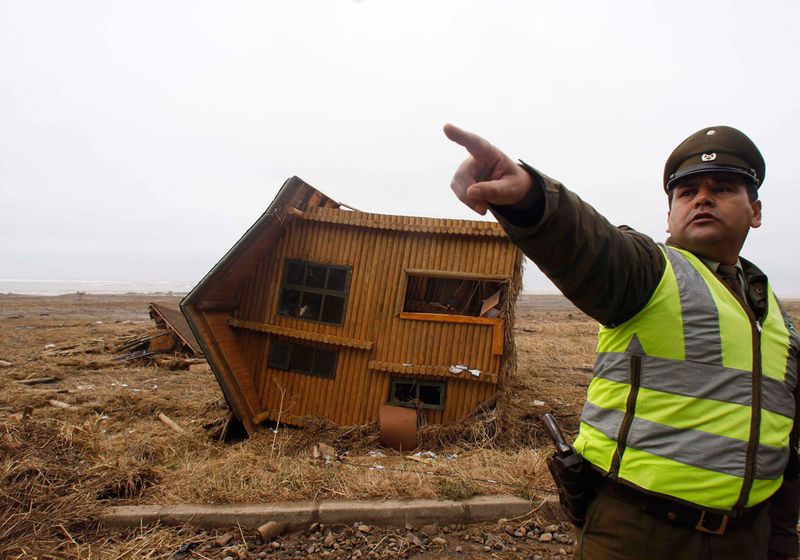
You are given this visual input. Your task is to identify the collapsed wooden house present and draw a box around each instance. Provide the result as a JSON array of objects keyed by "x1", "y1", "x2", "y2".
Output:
[{"x1": 181, "y1": 177, "x2": 522, "y2": 435}]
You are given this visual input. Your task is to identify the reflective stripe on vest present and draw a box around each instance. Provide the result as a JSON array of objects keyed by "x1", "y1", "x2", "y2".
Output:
[{"x1": 573, "y1": 245, "x2": 799, "y2": 512}]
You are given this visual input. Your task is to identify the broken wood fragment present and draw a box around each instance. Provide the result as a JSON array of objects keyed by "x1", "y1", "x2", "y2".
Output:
[
  {"x1": 48, "y1": 399, "x2": 75, "y2": 410},
  {"x1": 157, "y1": 412, "x2": 185, "y2": 434},
  {"x1": 15, "y1": 376, "x2": 58, "y2": 385}
]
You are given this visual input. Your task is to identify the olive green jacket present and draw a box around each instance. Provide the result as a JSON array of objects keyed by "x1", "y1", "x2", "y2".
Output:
[{"x1": 491, "y1": 165, "x2": 800, "y2": 557}]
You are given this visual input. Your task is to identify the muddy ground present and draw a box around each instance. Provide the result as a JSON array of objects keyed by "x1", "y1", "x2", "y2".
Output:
[{"x1": 1, "y1": 293, "x2": 796, "y2": 559}]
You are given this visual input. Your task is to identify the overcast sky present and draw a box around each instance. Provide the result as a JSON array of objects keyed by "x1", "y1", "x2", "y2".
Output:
[{"x1": 1, "y1": 1, "x2": 798, "y2": 295}]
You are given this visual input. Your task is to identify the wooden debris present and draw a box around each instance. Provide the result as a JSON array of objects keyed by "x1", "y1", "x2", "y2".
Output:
[
  {"x1": 14, "y1": 376, "x2": 58, "y2": 386},
  {"x1": 403, "y1": 455, "x2": 434, "y2": 466},
  {"x1": 48, "y1": 399, "x2": 75, "y2": 410},
  {"x1": 257, "y1": 520, "x2": 288, "y2": 541},
  {"x1": 157, "y1": 412, "x2": 185, "y2": 434}
]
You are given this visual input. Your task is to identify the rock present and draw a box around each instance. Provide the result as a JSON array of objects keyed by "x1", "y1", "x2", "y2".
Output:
[
  {"x1": 307, "y1": 545, "x2": 316, "y2": 553},
  {"x1": 533, "y1": 555, "x2": 543, "y2": 560},
  {"x1": 314, "y1": 442, "x2": 336, "y2": 460},
  {"x1": 258, "y1": 553, "x2": 267, "y2": 559},
  {"x1": 257, "y1": 520, "x2": 288, "y2": 541},
  {"x1": 539, "y1": 532, "x2": 553, "y2": 542},
  {"x1": 498, "y1": 518, "x2": 508, "y2": 525},
  {"x1": 455, "y1": 546, "x2": 463, "y2": 553},
  {"x1": 503, "y1": 525, "x2": 515, "y2": 535},
  {"x1": 432, "y1": 537, "x2": 447, "y2": 546},
  {"x1": 0, "y1": 360, "x2": 11, "y2": 368},
  {"x1": 221, "y1": 547, "x2": 247, "y2": 560},
  {"x1": 559, "y1": 548, "x2": 567, "y2": 555},
  {"x1": 420, "y1": 524, "x2": 438, "y2": 537},
  {"x1": 483, "y1": 545, "x2": 491, "y2": 552},
  {"x1": 269, "y1": 541, "x2": 281, "y2": 549},
  {"x1": 222, "y1": 556, "x2": 234, "y2": 560},
  {"x1": 216, "y1": 532, "x2": 234, "y2": 547},
  {"x1": 545, "y1": 524, "x2": 560, "y2": 533},
  {"x1": 309, "y1": 522, "x2": 320, "y2": 532},
  {"x1": 324, "y1": 532, "x2": 336, "y2": 548},
  {"x1": 404, "y1": 523, "x2": 414, "y2": 531},
  {"x1": 513, "y1": 530, "x2": 524, "y2": 538},
  {"x1": 410, "y1": 535, "x2": 422, "y2": 547},
  {"x1": 357, "y1": 524, "x2": 371, "y2": 534}
]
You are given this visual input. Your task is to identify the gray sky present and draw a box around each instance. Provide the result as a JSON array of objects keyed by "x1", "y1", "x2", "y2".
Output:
[{"x1": 1, "y1": 0, "x2": 798, "y2": 295}]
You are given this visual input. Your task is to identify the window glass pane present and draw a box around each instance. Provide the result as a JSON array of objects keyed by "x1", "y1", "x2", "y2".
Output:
[
  {"x1": 299, "y1": 292, "x2": 323, "y2": 320},
  {"x1": 305, "y1": 265, "x2": 326, "y2": 288},
  {"x1": 285, "y1": 261, "x2": 304, "y2": 286},
  {"x1": 418, "y1": 383, "x2": 444, "y2": 407},
  {"x1": 392, "y1": 381, "x2": 416, "y2": 403},
  {"x1": 289, "y1": 344, "x2": 313, "y2": 374},
  {"x1": 278, "y1": 289, "x2": 302, "y2": 317},
  {"x1": 267, "y1": 340, "x2": 291, "y2": 370},
  {"x1": 321, "y1": 295, "x2": 345, "y2": 324},
  {"x1": 313, "y1": 348, "x2": 337, "y2": 378},
  {"x1": 327, "y1": 268, "x2": 348, "y2": 292}
]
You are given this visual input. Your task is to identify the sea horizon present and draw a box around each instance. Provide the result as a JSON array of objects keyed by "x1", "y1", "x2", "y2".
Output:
[{"x1": 0, "y1": 278, "x2": 195, "y2": 296}]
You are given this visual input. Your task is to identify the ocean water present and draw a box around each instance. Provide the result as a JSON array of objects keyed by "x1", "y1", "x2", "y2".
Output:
[{"x1": 0, "y1": 279, "x2": 194, "y2": 296}]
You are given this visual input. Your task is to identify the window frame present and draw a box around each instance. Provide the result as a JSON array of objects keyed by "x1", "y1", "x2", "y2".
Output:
[
  {"x1": 277, "y1": 259, "x2": 352, "y2": 326},
  {"x1": 396, "y1": 268, "x2": 508, "y2": 319},
  {"x1": 267, "y1": 339, "x2": 338, "y2": 379},
  {"x1": 388, "y1": 377, "x2": 447, "y2": 410}
]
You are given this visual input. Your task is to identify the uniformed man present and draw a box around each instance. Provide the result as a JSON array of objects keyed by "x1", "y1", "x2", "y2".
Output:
[{"x1": 444, "y1": 123, "x2": 800, "y2": 560}]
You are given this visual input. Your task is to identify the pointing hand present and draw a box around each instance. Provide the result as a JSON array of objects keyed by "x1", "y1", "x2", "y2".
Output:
[{"x1": 443, "y1": 123, "x2": 535, "y2": 215}]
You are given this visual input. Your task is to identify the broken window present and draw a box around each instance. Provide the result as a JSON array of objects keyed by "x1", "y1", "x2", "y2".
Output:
[
  {"x1": 278, "y1": 260, "x2": 351, "y2": 325},
  {"x1": 402, "y1": 275, "x2": 504, "y2": 317},
  {"x1": 389, "y1": 378, "x2": 446, "y2": 410},
  {"x1": 267, "y1": 339, "x2": 338, "y2": 379}
]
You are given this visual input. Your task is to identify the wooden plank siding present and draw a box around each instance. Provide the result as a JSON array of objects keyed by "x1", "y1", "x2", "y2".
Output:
[{"x1": 230, "y1": 206, "x2": 519, "y2": 427}]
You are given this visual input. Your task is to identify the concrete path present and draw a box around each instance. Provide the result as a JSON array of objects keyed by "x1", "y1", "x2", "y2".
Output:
[{"x1": 101, "y1": 495, "x2": 558, "y2": 530}]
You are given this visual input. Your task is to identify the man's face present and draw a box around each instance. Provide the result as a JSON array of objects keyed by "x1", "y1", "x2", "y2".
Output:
[{"x1": 666, "y1": 172, "x2": 762, "y2": 264}]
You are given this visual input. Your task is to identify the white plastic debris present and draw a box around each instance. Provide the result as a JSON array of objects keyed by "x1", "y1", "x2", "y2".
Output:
[
  {"x1": 533, "y1": 400, "x2": 545, "y2": 407},
  {"x1": 469, "y1": 369, "x2": 481, "y2": 377},
  {"x1": 44, "y1": 343, "x2": 56, "y2": 349},
  {"x1": 368, "y1": 450, "x2": 386, "y2": 458},
  {"x1": 413, "y1": 451, "x2": 437, "y2": 460}
]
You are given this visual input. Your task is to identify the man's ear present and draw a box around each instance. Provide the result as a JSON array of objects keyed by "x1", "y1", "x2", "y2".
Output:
[
  {"x1": 666, "y1": 210, "x2": 671, "y2": 233},
  {"x1": 751, "y1": 200, "x2": 762, "y2": 229}
]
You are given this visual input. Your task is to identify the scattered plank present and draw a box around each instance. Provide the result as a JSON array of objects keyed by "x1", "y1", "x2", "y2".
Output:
[
  {"x1": 14, "y1": 376, "x2": 58, "y2": 386},
  {"x1": 48, "y1": 399, "x2": 75, "y2": 410},
  {"x1": 157, "y1": 412, "x2": 185, "y2": 434}
]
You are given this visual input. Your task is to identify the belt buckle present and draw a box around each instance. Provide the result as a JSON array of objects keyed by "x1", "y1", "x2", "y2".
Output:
[{"x1": 695, "y1": 510, "x2": 729, "y2": 535}]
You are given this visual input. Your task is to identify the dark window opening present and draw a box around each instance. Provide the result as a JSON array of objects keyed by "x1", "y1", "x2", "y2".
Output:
[
  {"x1": 389, "y1": 378, "x2": 446, "y2": 410},
  {"x1": 402, "y1": 275, "x2": 504, "y2": 317},
  {"x1": 278, "y1": 259, "x2": 351, "y2": 325},
  {"x1": 267, "y1": 340, "x2": 338, "y2": 379}
]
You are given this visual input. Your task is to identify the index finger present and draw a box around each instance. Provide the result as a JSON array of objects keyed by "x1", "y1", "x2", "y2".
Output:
[{"x1": 443, "y1": 123, "x2": 494, "y2": 159}]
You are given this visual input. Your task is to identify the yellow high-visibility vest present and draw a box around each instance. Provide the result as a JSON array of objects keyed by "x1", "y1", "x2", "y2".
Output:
[{"x1": 573, "y1": 245, "x2": 799, "y2": 512}]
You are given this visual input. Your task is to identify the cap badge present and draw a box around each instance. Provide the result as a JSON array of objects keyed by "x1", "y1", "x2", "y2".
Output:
[
  {"x1": 701, "y1": 153, "x2": 717, "y2": 162},
  {"x1": 706, "y1": 130, "x2": 716, "y2": 136}
]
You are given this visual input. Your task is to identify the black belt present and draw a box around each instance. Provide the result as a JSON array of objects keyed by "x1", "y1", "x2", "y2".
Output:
[{"x1": 598, "y1": 479, "x2": 767, "y2": 535}]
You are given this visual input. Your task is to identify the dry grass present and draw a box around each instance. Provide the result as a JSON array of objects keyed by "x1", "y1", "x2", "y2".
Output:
[{"x1": 1, "y1": 293, "x2": 797, "y2": 557}]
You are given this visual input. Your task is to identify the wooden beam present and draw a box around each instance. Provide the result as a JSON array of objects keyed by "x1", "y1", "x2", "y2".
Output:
[
  {"x1": 228, "y1": 318, "x2": 373, "y2": 350},
  {"x1": 367, "y1": 360, "x2": 498, "y2": 384}
]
